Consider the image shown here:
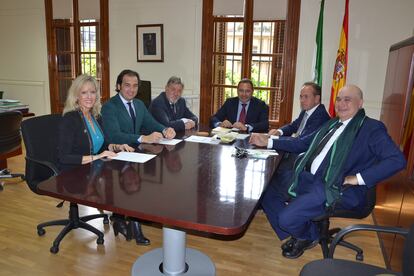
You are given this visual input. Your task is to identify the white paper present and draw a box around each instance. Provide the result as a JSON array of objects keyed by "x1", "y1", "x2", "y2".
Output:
[
  {"x1": 109, "y1": 152, "x2": 156, "y2": 163},
  {"x1": 185, "y1": 135, "x2": 221, "y2": 145},
  {"x1": 246, "y1": 149, "x2": 278, "y2": 159},
  {"x1": 236, "y1": 133, "x2": 250, "y2": 140},
  {"x1": 156, "y1": 138, "x2": 182, "y2": 145},
  {"x1": 211, "y1": 126, "x2": 231, "y2": 134}
]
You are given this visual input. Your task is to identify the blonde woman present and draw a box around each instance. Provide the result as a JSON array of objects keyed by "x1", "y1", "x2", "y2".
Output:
[{"x1": 58, "y1": 74, "x2": 134, "y2": 172}]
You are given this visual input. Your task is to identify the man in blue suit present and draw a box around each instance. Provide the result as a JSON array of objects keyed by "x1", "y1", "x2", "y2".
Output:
[
  {"x1": 250, "y1": 84, "x2": 406, "y2": 259},
  {"x1": 149, "y1": 76, "x2": 198, "y2": 132},
  {"x1": 269, "y1": 82, "x2": 330, "y2": 138},
  {"x1": 210, "y1": 78, "x2": 269, "y2": 133},
  {"x1": 268, "y1": 82, "x2": 330, "y2": 170},
  {"x1": 102, "y1": 69, "x2": 176, "y2": 145}
]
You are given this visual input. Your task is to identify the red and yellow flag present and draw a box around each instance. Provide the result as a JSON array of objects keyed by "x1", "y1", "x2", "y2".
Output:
[
  {"x1": 329, "y1": 0, "x2": 349, "y2": 117},
  {"x1": 401, "y1": 86, "x2": 414, "y2": 159}
]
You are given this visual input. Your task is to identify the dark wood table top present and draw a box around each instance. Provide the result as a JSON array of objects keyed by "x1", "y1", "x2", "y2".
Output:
[{"x1": 37, "y1": 135, "x2": 280, "y2": 236}]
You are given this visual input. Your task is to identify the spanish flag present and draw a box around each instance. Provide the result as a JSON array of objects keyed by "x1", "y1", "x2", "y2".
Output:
[
  {"x1": 401, "y1": 86, "x2": 414, "y2": 158},
  {"x1": 329, "y1": 0, "x2": 349, "y2": 117}
]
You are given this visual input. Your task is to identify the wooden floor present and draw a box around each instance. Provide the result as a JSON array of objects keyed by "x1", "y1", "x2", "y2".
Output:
[{"x1": 0, "y1": 151, "x2": 386, "y2": 276}]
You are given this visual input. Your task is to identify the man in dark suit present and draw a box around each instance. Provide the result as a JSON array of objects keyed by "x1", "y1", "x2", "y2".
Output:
[
  {"x1": 149, "y1": 76, "x2": 198, "y2": 132},
  {"x1": 102, "y1": 69, "x2": 176, "y2": 145},
  {"x1": 249, "y1": 84, "x2": 406, "y2": 259},
  {"x1": 268, "y1": 82, "x2": 330, "y2": 170},
  {"x1": 210, "y1": 78, "x2": 269, "y2": 132},
  {"x1": 269, "y1": 82, "x2": 330, "y2": 138}
]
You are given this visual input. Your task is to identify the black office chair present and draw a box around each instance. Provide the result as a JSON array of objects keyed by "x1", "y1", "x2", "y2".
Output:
[
  {"x1": 300, "y1": 223, "x2": 414, "y2": 276},
  {"x1": 292, "y1": 153, "x2": 376, "y2": 260},
  {"x1": 135, "y1": 80, "x2": 152, "y2": 108},
  {"x1": 21, "y1": 114, "x2": 109, "y2": 254},
  {"x1": 313, "y1": 187, "x2": 376, "y2": 260},
  {"x1": 0, "y1": 111, "x2": 25, "y2": 191}
]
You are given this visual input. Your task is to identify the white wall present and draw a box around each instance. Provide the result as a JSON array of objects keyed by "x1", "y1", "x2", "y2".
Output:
[
  {"x1": 294, "y1": 0, "x2": 414, "y2": 119},
  {"x1": 0, "y1": 0, "x2": 50, "y2": 115},
  {"x1": 109, "y1": 0, "x2": 202, "y2": 116},
  {"x1": 1, "y1": 0, "x2": 413, "y2": 119}
]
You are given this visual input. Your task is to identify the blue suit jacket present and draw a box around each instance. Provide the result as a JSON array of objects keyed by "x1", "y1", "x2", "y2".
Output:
[
  {"x1": 210, "y1": 97, "x2": 269, "y2": 132},
  {"x1": 280, "y1": 104, "x2": 330, "y2": 137},
  {"x1": 101, "y1": 94, "x2": 165, "y2": 144},
  {"x1": 149, "y1": 92, "x2": 198, "y2": 132},
  {"x1": 273, "y1": 116, "x2": 406, "y2": 209}
]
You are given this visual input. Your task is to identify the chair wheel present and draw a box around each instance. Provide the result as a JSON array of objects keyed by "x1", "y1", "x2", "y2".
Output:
[
  {"x1": 356, "y1": 253, "x2": 364, "y2": 261},
  {"x1": 50, "y1": 246, "x2": 59, "y2": 254},
  {"x1": 103, "y1": 216, "x2": 109, "y2": 225},
  {"x1": 37, "y1": 228, "x2": 46, "y2": 236},
  {"x1": 97, "y1": 237, "x2": 104, "y2": 245}
]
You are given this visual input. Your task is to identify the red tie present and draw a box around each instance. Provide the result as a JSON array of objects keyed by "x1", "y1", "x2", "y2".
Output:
[{"x1": 238, "y1": 104, "x2": 247, "y2": 124}]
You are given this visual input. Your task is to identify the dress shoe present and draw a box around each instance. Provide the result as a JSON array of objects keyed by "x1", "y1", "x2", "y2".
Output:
[
  {"x1": 113, "y1": 220, "x2": 128, "y2": 239},
  {"x1": 281, "y1": 237, "x2": 296, "y2": 251},
  {"x1": 282, "y1": 238, "x2": 319, "y2": 259},
  {"x1": 127, "y1": 220, "x2": 151, "y2": 246}
]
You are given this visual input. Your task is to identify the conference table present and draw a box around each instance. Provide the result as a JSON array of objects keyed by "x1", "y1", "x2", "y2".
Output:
[{"x1": 37, "y1": 132, "x2": 281, "y2": 275}]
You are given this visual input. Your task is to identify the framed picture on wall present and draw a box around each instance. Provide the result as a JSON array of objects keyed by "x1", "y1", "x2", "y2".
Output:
[{"x1": 136, "y1": 24, "x2": 164, "y2": 62}]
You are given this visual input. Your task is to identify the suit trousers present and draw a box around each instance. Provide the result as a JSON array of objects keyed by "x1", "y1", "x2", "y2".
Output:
[{"x1": 261, "y1": 170, "x2": 326, "y2": 241}]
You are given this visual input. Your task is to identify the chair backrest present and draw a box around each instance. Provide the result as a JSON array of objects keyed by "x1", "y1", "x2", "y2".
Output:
[
  {"x1": 0, "y1": 111, "x2": 23, "y2": 156},
  {"x1": 403, "y1": 224, "x2": 414, "y2": 276},
  {"x1": 21, "y1": 114, "x2": 61, "y2": 193},
  {"x1": 135, "y1": 80, "x2": 151, "y2": 108}
]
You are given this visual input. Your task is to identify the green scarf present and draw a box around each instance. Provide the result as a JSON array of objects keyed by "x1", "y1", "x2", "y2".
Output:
[{"x1": 288, "y1": 108, "x2": 366, "y2": 206}]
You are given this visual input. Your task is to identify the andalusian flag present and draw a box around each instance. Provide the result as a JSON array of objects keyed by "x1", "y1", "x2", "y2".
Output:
[
  {"x1": 313, "y1": 0, "x2": 325, "y2": 85},
  {"x1": 329, "y1": 0, "x2": 349, "y2": 117}
]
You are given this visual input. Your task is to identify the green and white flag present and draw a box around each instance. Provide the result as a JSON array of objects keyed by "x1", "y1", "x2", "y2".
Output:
[{"x1": 312, "y1": 0, "x2": 325, "y2": 85}]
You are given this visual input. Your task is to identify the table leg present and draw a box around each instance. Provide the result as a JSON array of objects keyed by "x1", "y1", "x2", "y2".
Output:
[{"x1": 131, "y1": 226, "x2": 215, "y2": 275}]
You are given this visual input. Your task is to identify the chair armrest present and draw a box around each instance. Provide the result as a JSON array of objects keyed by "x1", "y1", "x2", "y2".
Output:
[
  {"x1": 25, "y1": 156, "x2": 59, "y2": 176},
  {"x1": 328, "y1": 224, "x2": 409, "y2": 258}
]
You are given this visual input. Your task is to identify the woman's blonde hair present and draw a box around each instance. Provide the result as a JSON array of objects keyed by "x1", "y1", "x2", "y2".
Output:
[{"x1": 62, "y1": 74, "x2": 102, "y2": 118}]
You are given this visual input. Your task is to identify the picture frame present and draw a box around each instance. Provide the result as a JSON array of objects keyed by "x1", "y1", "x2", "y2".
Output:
[{"x1": 136, "y1": 24, "x2": 164, "y2": 62}]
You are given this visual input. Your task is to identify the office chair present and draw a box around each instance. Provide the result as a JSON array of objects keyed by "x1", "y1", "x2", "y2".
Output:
[
  {"x1": 313, "y1": 187, "x2": 376, "y2": 260},
  {"x1": 300, "y1": 223, "x2": 414, "y2": 276},
  {"x1": 136, "y1": 80, "x2": 152, "y2": 108},
  {"x1": 0, "y1": 111, "x2": 25, "y2": 191},
  {"x1": 21, "y1": 114, "x2": 109, "y2": 254},
  {"x1": 292, "y1": 153, "x2": 376, "y2": 260}
]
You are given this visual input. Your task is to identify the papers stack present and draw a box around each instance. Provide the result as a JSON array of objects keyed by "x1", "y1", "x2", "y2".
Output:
[
  {"x1": 0, "y1": 99, "x2": 29, "y2": 113},
  {"x1": 211, "y1": 126, "x2": 232, "y2": 135}
]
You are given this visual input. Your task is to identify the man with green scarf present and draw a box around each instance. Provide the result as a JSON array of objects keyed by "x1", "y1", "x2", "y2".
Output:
[{"x1": 250, "y1": 85, "x2": 406, "y2": 259}]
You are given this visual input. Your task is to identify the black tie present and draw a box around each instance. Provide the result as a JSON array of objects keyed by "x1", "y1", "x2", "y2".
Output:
[
  {"x1": 170, "y1": 103, "x2": 176, "y2": 115},
  {"x1": 305, "y1": 122, "x2": 343, "y2": 171},
  {"x1": 127, "y1": 102, "x2": 136, "y2": 131}
]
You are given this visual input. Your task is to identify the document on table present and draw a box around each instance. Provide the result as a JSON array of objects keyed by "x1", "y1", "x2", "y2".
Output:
[
  {"x1": 155, "y1": 138, "x2": 182, "y2": 145},
  {"x1": 185, "y1": 135, "x2": 221, "y2": 145},
  {"x1": 236, "y1": 133, "x2": 250, "y2": 140},
  {"x1": 109, "y1": 152, "x2": 156, "y2": 163},
  {"x1": 232, "y1": 149, "x2": 278, "y2": 159}
]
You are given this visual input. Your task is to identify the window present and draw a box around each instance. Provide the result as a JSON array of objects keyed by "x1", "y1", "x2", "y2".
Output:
[
  {"x1": 45, "y1": 0, "x2": 109, "y2": 114},
  {"x1": 200, "y1": 0, "x2": 300, "y2": 128}
]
